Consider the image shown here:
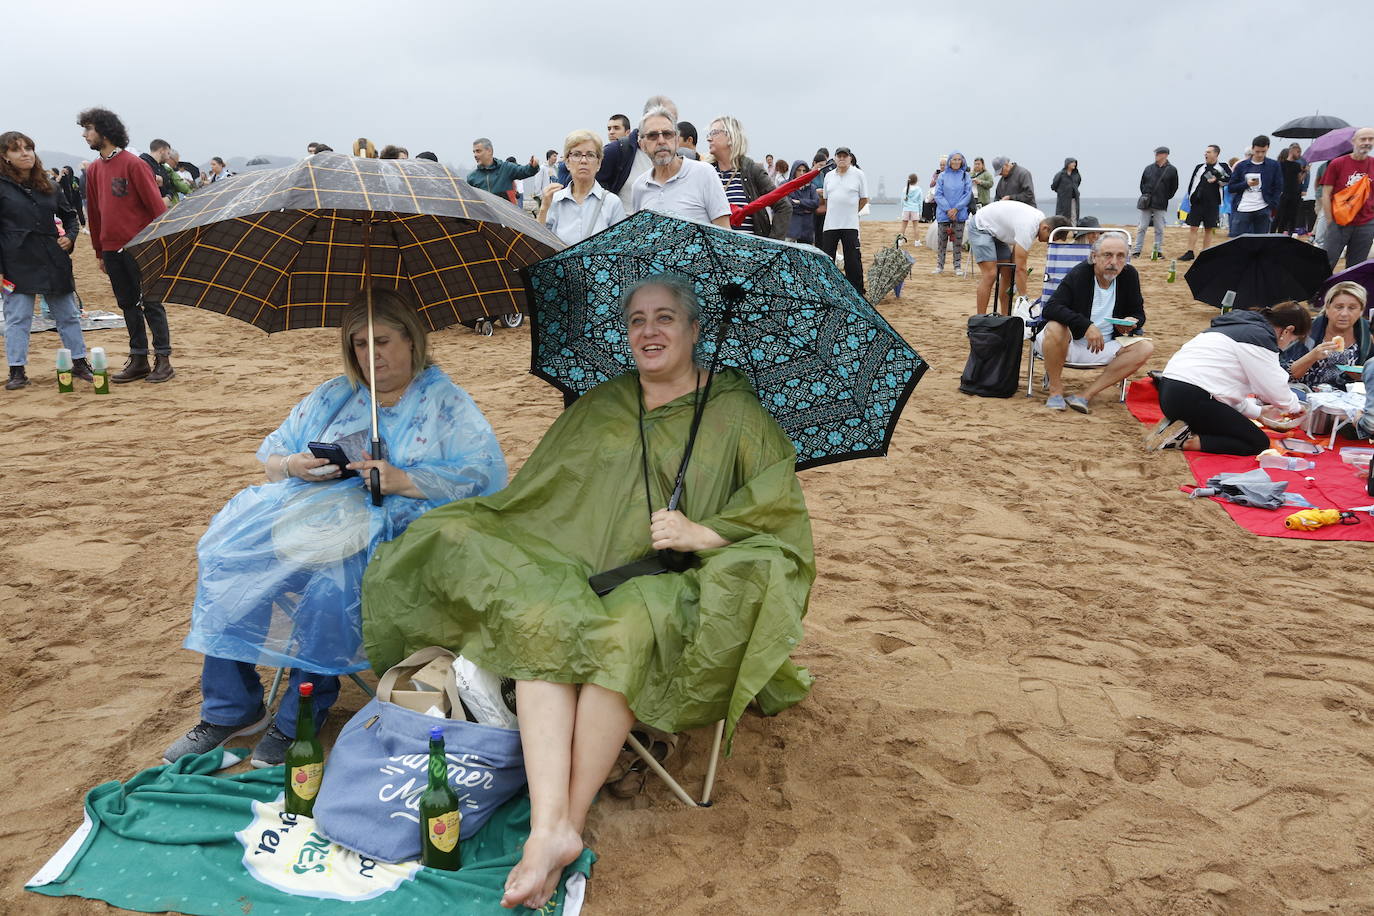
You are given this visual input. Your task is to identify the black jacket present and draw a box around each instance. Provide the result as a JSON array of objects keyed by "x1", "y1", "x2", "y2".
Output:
[
  {"x1": 1138, "y1": 161, "x2": 1179, "y2": 210},
  {"x1": 0, "y1": 174, "x2": 80, "y2": 295},
  {"x1": 736, "y1": 156, "x2": 791, "y2": 240},
  {"x1": 1042, "y1": 260, "x2": 1146, "y2": 339}
]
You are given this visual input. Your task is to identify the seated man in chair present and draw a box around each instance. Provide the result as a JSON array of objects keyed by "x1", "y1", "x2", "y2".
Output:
[{"x1": 1037, "y1": 234, "x2": 1153, "y2": 413}]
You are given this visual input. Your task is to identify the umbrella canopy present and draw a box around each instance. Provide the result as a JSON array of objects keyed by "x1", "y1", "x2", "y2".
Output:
[
  {"x1": 127, "y1": 152, "x2": 563, "y2": 332},
  {"x1": 1185, "y1": 234, "x2": 1332, "y2": 311},
  {"x1": 1273, "y1": 114, "x2": 1350, "y2": 139},
  {"x1": 521, "y1": 210, "x2": 928, "y2": 470},
  {"x1": 865, "y1": 236, "x2": 916, "y2": 307},
  {"x1": 1304, "y1": 126, "x2": 1357, "y2": 164},
  {"x1": 1314, "y1": 258, "x2": 1374, "y2": 305}
]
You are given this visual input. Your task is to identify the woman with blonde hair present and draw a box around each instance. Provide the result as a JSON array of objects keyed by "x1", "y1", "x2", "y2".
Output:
[
  {"x1": 1281, "y1": 280, "x2": 1371, "y2": 388},
  {"x1": 706, "y1": 115, "x2": 790, "y2": 239},
  {"x1": 537, "y1": 129, "x2": 626, "y2": 244},
  {"x1": 162, "y1": 287, "x2": 506, "y2": 768}
]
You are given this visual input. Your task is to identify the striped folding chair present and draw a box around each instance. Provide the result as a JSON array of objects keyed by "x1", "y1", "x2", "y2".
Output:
[{"x1": 1024, "y1": 227, "x2": 1136, "y2": 399}]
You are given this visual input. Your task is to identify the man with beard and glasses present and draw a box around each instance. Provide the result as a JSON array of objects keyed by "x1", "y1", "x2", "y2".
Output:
[
  {"x1": 628, "y1": 107, "x2": 730, "y2": 227},
  {"x1": 77, "y1": 106, "x2": 174, "y2": 383},
  {"x1": 1035, "y1": 234, "x2": 1152, "y2": 413}
]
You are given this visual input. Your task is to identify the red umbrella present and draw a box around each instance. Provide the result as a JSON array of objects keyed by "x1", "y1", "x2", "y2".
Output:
[{"x1": 729, "y1": 160, "x2": 837, "y2": 228}]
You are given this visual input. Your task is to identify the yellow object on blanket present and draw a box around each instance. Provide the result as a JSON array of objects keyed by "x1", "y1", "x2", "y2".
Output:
[{"x1": 1284, "y1": 509, "x2": 1355, "y2": 531}]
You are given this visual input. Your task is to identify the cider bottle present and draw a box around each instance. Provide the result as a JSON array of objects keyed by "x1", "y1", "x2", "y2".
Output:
[
  {"x1": 56, "y1": 348, "x2": 73, "y2": 393},
  {"x1": 90, "y1": 347, "x2": 110, "y2": 395},
  {"x1": 1166, "y1": 259, "x2": 1177, "y2": 283},
  {"x1": 284, "y1": 683, "x2": 324, "y2": 816},
  {"x1": 419, "y1": 725, "x2": 461, "y2": 870}
]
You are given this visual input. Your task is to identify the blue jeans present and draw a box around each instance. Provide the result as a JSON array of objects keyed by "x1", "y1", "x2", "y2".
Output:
[
  {"x1": 1229, "y1": 208, "x2": 1273, "y2": 237},
  {"x1": 200, "y1": 655, "x2": 338, "y2": 737},
  {"x1": 3, "y1": 291, "x2": 87, "y2": 367}
]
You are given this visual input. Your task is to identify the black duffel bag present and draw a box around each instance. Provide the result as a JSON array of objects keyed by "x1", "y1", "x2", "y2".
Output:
[{"x1": 958, "y1": 314, "x2": 1025, "y2": 398}]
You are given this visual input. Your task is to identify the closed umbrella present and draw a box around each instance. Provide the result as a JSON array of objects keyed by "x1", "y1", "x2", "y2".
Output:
[
  {"x1": 1273, "y1": 114, "x2": 1351, "y2": 140},
  {"x1": 1185, "y1": 234, "x2": 1332, "y2": 311}
]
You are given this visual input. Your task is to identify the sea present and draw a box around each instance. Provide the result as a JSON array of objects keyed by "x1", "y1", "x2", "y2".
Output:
[{"x1": 865, "y1": 197, "x2": 1145, "y2": 227}]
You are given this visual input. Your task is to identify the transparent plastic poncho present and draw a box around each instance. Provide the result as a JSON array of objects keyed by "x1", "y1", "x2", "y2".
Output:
[{"x1": 185, "y1": 366, "x2": 507, "y2": 673}]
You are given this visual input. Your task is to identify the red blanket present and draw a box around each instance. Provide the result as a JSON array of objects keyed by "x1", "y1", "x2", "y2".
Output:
[{"x1": 1127, "y1": 378, "x2": 1374, "y2": 541}]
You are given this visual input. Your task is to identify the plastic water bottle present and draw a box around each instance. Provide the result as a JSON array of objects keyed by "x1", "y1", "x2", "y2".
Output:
[
  {"x1": 56, "y1": 348, "x2": 73, "y2": 393},
  {"x1": 90, "y1": 347, "x2": 110, "y2": 394},
  {"x1": 1259, "y1": 454, "x2": 1316, "y2": 472},
  {"x1": 1221, "y1": 290, "x2": 1237, "y2": 313},
  {"x1": 1166, "y1": 259, "x2": 1177, "y2": 283}
]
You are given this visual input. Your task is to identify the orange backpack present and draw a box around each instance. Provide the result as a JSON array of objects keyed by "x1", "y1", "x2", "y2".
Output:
[{"x1": 1333, "y1": 174, "x2": 1371, "y2": 226}]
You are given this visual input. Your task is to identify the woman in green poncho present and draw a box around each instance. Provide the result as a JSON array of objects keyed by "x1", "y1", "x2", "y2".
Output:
[{"x1": 361, "y1": 275, "x2": 814, "y2": 910}]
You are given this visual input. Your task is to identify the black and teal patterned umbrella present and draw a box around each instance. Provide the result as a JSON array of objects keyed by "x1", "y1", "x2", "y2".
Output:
[{"x1": 521, "y1": 210, "x2": 928, "y2": 470}]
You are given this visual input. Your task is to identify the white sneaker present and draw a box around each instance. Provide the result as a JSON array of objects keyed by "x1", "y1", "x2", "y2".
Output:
[
  {"x1": 954, "y1": 268, "x2": 965, "y2": 277},
  {"x1": 931, "y1": 268, "x2": 944, "y2": 275}
]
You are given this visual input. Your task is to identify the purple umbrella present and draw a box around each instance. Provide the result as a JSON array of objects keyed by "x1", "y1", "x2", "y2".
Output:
[
  {"x1": 1305, "y1": 127, "x2": 1357, "y2": 163},
  {"x1": 1315, "y1": 258, "x2": 1374, "y2": 308}
]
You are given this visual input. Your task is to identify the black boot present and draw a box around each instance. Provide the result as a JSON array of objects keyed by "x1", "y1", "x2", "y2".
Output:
[
  {"x1": 111, "y1": 355, "x2": 151, "y2": 383},
  {"x1": 147, "y1": 354, "x2": 175, "y2": 383},
  {"x1": 71, "y1": 357, "x2": 94, "y2": 382},
  {"x1": 5, "y1": 366, "x2": 28, "y2": 390}
]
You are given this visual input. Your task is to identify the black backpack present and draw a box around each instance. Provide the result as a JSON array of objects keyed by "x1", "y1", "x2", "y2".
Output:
[{"x1": 958, "y1": 314, "x2": 1024, "y2": 398}]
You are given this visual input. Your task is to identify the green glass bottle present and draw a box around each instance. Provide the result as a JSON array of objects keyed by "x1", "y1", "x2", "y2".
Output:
[
  {"x1": 284, "y1": 682, "x2": 324, "y2": 816},
  {"x1": 1166, "y1": 259, "x2": 1177, "y2": 283},
  {"x1": 419, "y1": 725, "x2": 462, "y2": 870}
]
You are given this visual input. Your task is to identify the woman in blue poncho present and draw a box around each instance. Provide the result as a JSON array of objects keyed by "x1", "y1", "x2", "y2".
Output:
[{"x1": 163, "y1": 289, "x2": 507, "y2": 768}]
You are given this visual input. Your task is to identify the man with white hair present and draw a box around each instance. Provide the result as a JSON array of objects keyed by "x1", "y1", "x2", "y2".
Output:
[
  {"x1": 1319, "y1": 126, "x2": 1374, "y2": 269},
  {"x1": 628, "y1": 107, "x2": 730, "y2": 227},
  {"x1": 1036, "y1": 234, "x2": 1153, "y2": 413}
]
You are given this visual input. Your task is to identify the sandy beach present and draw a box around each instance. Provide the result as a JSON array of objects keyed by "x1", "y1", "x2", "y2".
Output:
[{"x1": 5, "y1": 223, "x2": 1374, "y2": 915}]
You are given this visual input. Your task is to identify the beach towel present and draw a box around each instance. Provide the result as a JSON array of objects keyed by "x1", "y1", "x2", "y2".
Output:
[
  {"x1": 1126, "y1": 378, "x2": 1374, "y2": 541},
  {"x1": 26, "y1": 748, "x2": 592, "y2": 915}
]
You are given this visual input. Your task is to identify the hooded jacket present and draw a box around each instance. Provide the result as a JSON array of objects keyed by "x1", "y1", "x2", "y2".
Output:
[
  {"x1": 934, "y1": 150, "x2": 972, "y2": 222},
  {"x1": 1050, "y1": 158, "x2": 1081, "y2": 218},
  {"x1": 1161, "y1": 310, "x2": 1301, "y2": 418},
  {"x1": 785, "y1": 160, "x2": 819, "y2": 242},
  {"x1": 0, "y1": 174, "x2": 81, "y2": 296}
]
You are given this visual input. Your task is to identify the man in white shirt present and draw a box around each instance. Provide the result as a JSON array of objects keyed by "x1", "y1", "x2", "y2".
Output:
[
  {"x1": 819, "y1": 146, "x2": 869, "y2": 294},
  {"x1": 967, "y1": 200, "x2": 1067, "y2": 314},
  {"x1": 629, "y1": 107, "x2": 730, "y2": 227}
]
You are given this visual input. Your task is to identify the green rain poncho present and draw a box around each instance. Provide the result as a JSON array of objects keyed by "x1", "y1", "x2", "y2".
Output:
[{"x1": 362, "y1": 368, "x2": 814, "y2": 745}]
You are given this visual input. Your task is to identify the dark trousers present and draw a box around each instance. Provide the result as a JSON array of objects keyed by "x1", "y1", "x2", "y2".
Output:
[
  {"x1": 820, "y1": 228, "x2": 865, "y2": 294},
  {"x1": 102, "y1": 249, "x2": 171, "y2": 356},
  {"x1": 812, "y1": 211, "x2": 825, "y2": 248},
  {"x1": 1158, "y1": 377, "x2": 1270, "y2": 455},
  {"x1": 200, "y1": 655, "x2": 338, "y2": 738}
]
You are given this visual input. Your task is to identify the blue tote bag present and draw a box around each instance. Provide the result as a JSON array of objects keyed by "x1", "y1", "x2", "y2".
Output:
[{"x1": 313, "y1": 647, "x2": 526, "y2": 863}]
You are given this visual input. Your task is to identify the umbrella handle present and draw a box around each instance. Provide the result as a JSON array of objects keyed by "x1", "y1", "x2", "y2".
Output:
[{"x1": 371, "y1": 436, "x2": 383, "y2": 507}]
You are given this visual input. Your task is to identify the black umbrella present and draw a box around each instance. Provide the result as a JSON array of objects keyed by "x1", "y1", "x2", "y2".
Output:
[
  {"x1": 1185, "y1": 234, "x2": 1331, "y2": 310},
  {"x1": 1273, "y1": 114, "x2": 1351, "y2": 140}
]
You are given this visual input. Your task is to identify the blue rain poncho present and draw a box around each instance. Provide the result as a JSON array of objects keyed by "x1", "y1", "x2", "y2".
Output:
[{"x1": 185, "y1": 365, "x2": 506, "y2": 674}]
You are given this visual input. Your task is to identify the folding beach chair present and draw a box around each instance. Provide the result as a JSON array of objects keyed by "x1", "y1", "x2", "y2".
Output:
[
  {"x1": 1024, "y1": 227, "x2": 1136, "y2": 399},
  {"x1": 624, "y1": 720, "x2": 726, "y2": 807}
]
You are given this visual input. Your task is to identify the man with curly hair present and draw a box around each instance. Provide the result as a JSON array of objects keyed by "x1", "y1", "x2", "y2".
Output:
[{"x1": 77, "y1": 107, "x2": 174, "y2": 383}]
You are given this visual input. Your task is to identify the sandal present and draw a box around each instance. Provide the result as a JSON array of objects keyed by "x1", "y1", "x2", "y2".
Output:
[{"x1": 604, "y1": 723, "x2": 680, "y2": 799}]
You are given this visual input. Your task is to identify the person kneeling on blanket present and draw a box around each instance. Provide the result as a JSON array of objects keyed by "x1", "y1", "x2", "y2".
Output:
[
  {"x1": 1148, "y1": 302, "x2": 1311, "y2": 454},
  {"x1": 1037, "y1": 234, "x2": 1153, "y2": 414}
]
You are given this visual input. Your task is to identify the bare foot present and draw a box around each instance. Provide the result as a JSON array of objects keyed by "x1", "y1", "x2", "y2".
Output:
[{"x1": 501, "y1": 822, "x2": 583, "y2": 910}]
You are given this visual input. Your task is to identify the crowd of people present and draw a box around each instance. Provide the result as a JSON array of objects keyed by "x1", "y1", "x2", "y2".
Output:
[{"x1": 3, "y1": 95, "x2": 1373, "y2": 909}]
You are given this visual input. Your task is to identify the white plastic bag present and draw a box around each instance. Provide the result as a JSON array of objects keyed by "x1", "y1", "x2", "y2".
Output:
[{"x1": 452, "y1": 656, "x2": 519, "y2": 729}]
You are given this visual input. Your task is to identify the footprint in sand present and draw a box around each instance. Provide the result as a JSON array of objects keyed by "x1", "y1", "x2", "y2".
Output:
[{"x1": 1019, "y1": 678, "x2": 1067, "y2": 727}]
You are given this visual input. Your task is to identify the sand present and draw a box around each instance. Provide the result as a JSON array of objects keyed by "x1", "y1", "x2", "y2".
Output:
[{"x1": 4, "y1": 224, "x2": 1373, "y2": 915}]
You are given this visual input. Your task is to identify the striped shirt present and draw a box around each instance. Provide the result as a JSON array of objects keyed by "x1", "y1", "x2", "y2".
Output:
[{"x1": 716, "y1": 168, "x2": 752, "y2": 233}]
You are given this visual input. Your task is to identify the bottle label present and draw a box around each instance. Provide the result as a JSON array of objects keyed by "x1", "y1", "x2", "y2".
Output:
[
  {"x1": 289, "y1": 763, "x2": 323, "y2": 801},
  {"x1": 58, "y1": 372, "x2": 72, "y2": 387},
  {"x1": 427, "y1": 811, "x2": 460, "y2": 853}
]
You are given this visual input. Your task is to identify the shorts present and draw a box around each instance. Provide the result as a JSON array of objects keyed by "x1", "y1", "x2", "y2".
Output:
[
  {"x1": 1185, "y1": 200, "x2": 1220, "y2": 228},
  {"x1": 1033, "y1": 332, "x2": 1122, "y2": 366},
  {"x1": 967, "y1": 219, "x2": 1011, "y2": 264},
  {"x1": 901, "y1": 210, "x2": 920, "y2": 220}
]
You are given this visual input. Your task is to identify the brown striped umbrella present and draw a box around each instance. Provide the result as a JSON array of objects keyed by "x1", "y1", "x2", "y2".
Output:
[
  {"x1": 127, "y1": 152, "x2": 563, "y2": 332},
  {"x1": 127, "y1": 152, "x2": 564, "y2": 503}
]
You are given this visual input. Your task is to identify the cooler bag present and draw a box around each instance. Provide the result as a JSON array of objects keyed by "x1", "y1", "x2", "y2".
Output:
[
  {"x1": 959, "y1": 314, "x2": 1025, "y2": 398},
  {"x1": 312, "y1": 647, "x2": 526, "y2": 863}
]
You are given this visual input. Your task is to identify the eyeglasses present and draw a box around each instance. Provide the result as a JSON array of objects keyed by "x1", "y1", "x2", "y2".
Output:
[
  {"x1": 706, "y1": 129, "x2": 726, "y2": 139},
  {"x1": 566, "y1": 151, "x2": 600, "y2": 162},
  {"x1": 643, "y1": 130, "x2": 677, "y2": 141}
]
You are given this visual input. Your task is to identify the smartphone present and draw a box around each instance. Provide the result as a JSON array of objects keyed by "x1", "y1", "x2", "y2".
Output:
[{"x1": 307, "y1": 441, "x2": 359, "y2": 478}]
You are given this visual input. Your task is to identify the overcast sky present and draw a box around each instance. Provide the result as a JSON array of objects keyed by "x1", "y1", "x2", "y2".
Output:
[{"x1": 12, "y1": 0, "x2": 1366, "y2": 201}]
